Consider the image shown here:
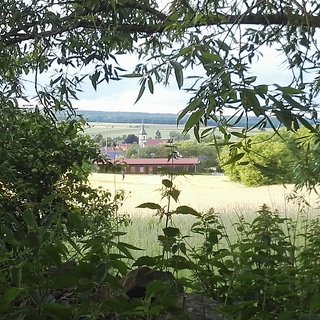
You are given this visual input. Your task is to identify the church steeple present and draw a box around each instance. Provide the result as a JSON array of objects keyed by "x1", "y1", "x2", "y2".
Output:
[{"x1": 138, "y1": 122, "x2": 147, "y2": 148}]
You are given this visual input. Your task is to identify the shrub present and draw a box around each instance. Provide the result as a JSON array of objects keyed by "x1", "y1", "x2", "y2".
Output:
[
  {"x1": 0, "y1": 106, "x2": 131, "y2": 319},
  {"x1": 220, "y1": 130, "x2": 300, "y2": 186}
]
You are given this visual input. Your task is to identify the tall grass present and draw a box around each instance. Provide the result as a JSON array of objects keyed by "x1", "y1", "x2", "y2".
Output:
[{"x1": 122, "y1": 202, "x2": 318, "y2": 258}]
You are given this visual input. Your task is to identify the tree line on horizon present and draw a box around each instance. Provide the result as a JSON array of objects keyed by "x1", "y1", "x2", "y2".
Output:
[{"x1": 62, "y1": 110, "x2": 286, "y2": 127}]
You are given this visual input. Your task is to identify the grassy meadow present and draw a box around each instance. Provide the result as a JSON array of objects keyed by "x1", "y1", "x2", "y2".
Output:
[
  {"x1": 84, "y1": 122, "x2": 186, "y2": 140},
  {"x1": 89, "y1": 173, "x2": 320, "y2": 256}
]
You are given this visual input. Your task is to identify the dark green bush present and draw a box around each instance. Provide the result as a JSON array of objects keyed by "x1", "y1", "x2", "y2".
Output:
[{"x1": 0, "y1": 106, "x2": 131, "y2": 319}]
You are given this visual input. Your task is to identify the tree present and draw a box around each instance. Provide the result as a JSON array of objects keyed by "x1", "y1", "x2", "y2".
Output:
[
  {"x1": 220, "y1": 130, "x2": 301, "y2": 186},
  {"x1": 2, "y1": 0, "x2": 320, "y2": 133},
  {"x1": 138, "y1": 145, "x2": 170, "y2": 158},
  {"x1": 155, "y1": 129, "x2": 162, "y2": 139},
  {"x1": 177, "y1": 140, "x2": 222, "y2": 172},
  {"x1": 169, "y1": 131, "x2": 191, "y2": 141},
  {"x1": 124, "y1": 134, "x2": 139, "y2": 144},
  {"x1": 93, "y1": 133, "x2": 107, "y2": 147},
  {"x1": 3, "y1": 2, "x2": 320, "y2": 316},
  {"x1": 0, "y1": 106, "x2": 129, "y2": 318}
]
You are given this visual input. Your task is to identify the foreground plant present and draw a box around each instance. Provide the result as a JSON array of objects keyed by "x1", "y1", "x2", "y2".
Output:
[{"x1": 0, "y1": 106, "x2": 133, "y2": 319}]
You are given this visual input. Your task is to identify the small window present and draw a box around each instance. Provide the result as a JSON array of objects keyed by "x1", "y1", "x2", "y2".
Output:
[{"x1": 139, "y1": 166, "x2": 144, "y2": 173}]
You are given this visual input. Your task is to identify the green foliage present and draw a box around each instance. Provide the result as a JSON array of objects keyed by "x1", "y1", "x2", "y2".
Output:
[
  {"x1": 0, "y1": 106, "x2": 132, "y2": 319},
  {"x1": 220, "y1": 130, "x2": 302, "y2": 186},
  {"x1": 185, "y1": 204, "x2": 320, "y2": 320},
  {"x1": 93, "y1": 133, "x2": 107, "y2": 147},
  {"x1": 135, "y1": 168, "x2": 320, "y2": 319},
  {"x1": 4, "y1": 1, "x2": 320, "y2": 319},
  {"x1": 124, "y1": 134, "x2": 139, "y2": 144},
  {"x1": 177, "y1": 139, "x2": 222, "y2": 172},
  {"x1": 125, "y1": 143, "x2": 139, "y2": 158},
  {"x1": 136, "y1": 144, "x2": 169, "y2": 158},
  {"x1": 169, "y1": 131, "x2": 190, "y2": 142},
  {"x1": 155, "y1": 130, "x2": 162, "y2": 139}
]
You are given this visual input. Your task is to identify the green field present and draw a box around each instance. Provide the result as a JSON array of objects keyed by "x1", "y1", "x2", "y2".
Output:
[
  {"x1": 90, "y1": 173, "x2": 317, "y2": 216},
  {"x1": 90, "y1": 173, "x2": 318, "y2": 256},
  {"x1": 84, "y1": 122, "x2": 187, "y2": 140}
]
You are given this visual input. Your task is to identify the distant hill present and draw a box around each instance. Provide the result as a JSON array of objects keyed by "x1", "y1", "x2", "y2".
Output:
[
  {"x1": 68, "y1": 110, "x2": 280, "y2": 128},
  {"x1": 76, "y1": 110, "x2": 181, "y2": 124}
]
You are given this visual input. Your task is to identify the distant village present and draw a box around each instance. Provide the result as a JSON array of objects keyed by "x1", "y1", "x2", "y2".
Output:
[{"x1": 97, "y1": 123, "x2": 200, "y2": 174}]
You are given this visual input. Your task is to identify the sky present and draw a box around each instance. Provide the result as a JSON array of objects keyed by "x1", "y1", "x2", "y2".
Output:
[
  {"x1": 21, "y1": 40, "x2": 293, "y2": 115},
  {"x1": 70, "y1": 47, "x2": 292, "y2": 115}
]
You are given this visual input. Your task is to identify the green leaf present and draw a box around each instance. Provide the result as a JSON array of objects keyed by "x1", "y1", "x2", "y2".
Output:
[
  {"x1": 115, "y1": 244, "x2": 134, "y2": 260},
  {"x1": 175, "y1": 205, "x2": 199, "y2": 216},
  {"x1": 171, "y1": 61, "x2": 184, "y2": 89},
  {"x1": 240, "y1": 89, "x2": 260, "y2": 110},
  {"x1": 163, "y1": 227, "x2": 180, "y2": 237},
  {"x1": 298, "y1": 116, "x2": 316, "y2": 132},
  {"x1": 90, "y1": 70, "x2": 100, "y2": 91},
  {"x1": 309, "y1": 294, "x2": 320, "y2": 312},
  {"x1": 134, "y1": 78, "x2": 146, "y2": 104},
  {"x1": 94, "y1": 262, "x2": 108, "y2": 283},
  {"x1": 179, "y1": 242, "x2": 187, "y2": 255},
  {"x1": 118, "y1": 241, "x2": 143, "y2": 251},
  {"x1": 132, "y1": 255, "x2": 159, "y2": 267},
  {"x1": 255, "y1": 84, "x2": 268, "y2": 95},
  {"x1": 184, "y1": 110, "x2": 205, "y2": 133},
  {"x1": 200, "y1": 51, "x2": 223, "y2": 63},
  {"x1": 121, "y1": 73, "x2": 143, "y2": 78},
  {"x1": 22, "y1": 208, "x2": 37, "y2": 227},
  {"x1": 0, "y1": 287, "x2": 22, "y2": 306},
  {"x1": 136, "y1": 202, "x2": 162, "y2": 210},
  {"x1": 222, "y1": 152, "x2": 245, "y2": 166},
  {"x1": 162, "y1": 179, "x2": 173, "y2": 188},
  {"x1": 168, "y1": 188, "x2": 180, "y2": 202},
  {"x1": 147, "y1": 76, "x2": 154, "y2": 94},
  {"x1": 174, "y1": 68, "x2": 183, "y2": 89},
  {"x1": 275, "y1": 85, "x2": 304, "y2": 95},
  {"x1": 177, "y1": 98, "x2": 201, "y2": 124},
  {"x1": 231, "y1": 131, "x2": 247, "y2": 138}
]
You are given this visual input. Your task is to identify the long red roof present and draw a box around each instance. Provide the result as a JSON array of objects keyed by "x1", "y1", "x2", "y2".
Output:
[{"x1": 123, "y1": 158, "x2": 199, "y2": 165}]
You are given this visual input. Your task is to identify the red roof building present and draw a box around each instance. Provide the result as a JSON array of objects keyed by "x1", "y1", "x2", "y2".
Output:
[
  {"x1": 144, "y1": 138, "x2": 168, "y2": 148},
  {"x1": 123, "y1": 157, "x2": 200, "y2": 174}
]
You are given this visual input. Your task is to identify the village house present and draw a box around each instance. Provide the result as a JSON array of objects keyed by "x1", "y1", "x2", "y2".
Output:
[
  {"x1": 123, "y1": 157, "x2": 200, "y2": 174},
  {"x1": 96, "y1": 123, "x2": 200, "y2": 174}
]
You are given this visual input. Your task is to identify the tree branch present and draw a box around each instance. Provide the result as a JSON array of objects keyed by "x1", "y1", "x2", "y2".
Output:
[{"x1": 2, "y1": 12, "x2": 320, "y2": 47}]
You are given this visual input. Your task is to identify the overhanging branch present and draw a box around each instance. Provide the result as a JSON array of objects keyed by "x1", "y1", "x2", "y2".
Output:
[{"x1": 2, "y1": 12, "x2": 320, "y2": 46}]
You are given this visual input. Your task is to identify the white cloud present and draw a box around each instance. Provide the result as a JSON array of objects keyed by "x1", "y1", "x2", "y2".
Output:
[
  {"x1": 74, "y1": 83, "x2": 191, "y2": 114},
  {"x1": 21, "y1": 45, "x2": 296, "y2": 114}
]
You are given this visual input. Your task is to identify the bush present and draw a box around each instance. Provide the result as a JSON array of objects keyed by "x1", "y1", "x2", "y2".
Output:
[
  {"x1": 0, "y1": 106, "x2": 131, "y2": 319},
  {"x1": 220, "y1": 130, "x2": 300, "y2": 186}
]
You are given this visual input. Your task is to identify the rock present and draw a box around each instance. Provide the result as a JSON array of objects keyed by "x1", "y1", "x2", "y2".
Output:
[
  {"x1": 121, "y1": 266, "x2": 182, "y2": 299},
  {"x1": 121, "y1": 267, "x2": 225, "y2": 319},
  {"x1": 178, "y1": 293, "x2": 224, "y2": 320}
]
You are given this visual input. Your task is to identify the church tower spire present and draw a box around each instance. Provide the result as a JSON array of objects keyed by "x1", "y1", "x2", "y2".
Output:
[{"x1": 138, "y1": 122, "x2": 147, "y2": 148}]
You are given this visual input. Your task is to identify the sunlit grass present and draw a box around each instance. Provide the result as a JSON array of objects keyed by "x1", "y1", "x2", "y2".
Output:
[{"x1": 90, "y1": 173, "x2": 320, "y2": 257}]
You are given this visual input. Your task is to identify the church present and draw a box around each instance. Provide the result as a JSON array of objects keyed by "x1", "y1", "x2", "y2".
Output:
[{"x1": 138, "y1": 123, "x2": 167, "y2": 148}]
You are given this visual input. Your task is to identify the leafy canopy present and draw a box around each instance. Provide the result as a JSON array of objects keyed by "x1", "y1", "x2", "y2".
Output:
[{"x1": 2, "y1": 0, "x2": 320, "y2": 134}]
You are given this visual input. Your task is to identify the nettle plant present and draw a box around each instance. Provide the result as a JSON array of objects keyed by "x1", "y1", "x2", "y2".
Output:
[{"x1": 136, "y1": 160, "x2": 320, "y2": 320}]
